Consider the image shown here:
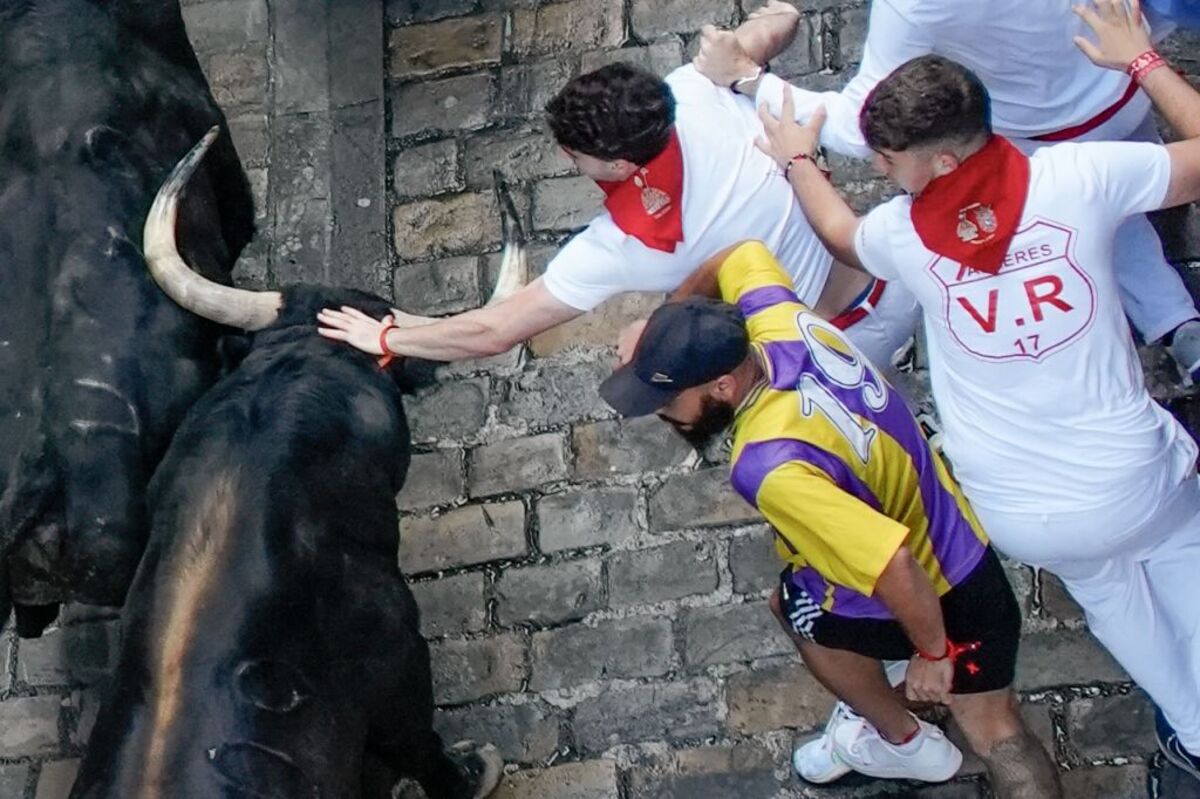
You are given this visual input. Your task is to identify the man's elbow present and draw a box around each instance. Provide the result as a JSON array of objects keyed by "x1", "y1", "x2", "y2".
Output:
[
  {"x1": 872, "y1": 545, "x2": 915, "y2": 597},
  {"x1": 475, "y1": 318, "x2": 536, "y2": 356},
  {"x1": 476, "y1": 334, "x2": 518, "y2": 357}
]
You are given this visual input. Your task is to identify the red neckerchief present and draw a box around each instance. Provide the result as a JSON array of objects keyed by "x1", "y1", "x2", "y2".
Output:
[
  {"x1": 910, "y1": 135, "x2": 1030, "y2": 275},
  {"x1": 596, "y1": 129, "x2": 684, "y2": 254}
]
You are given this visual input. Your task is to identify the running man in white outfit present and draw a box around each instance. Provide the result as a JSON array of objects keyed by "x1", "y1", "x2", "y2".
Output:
[
  {"x1": 318, "y1": 4, "x2": 919, "y2": 375},
  {"x1": 755, "y1": 0, "x2": 1200, "y2": 783},
  {"x1": 693, "y1": 0, "x2": 1200, "y2": 383}
]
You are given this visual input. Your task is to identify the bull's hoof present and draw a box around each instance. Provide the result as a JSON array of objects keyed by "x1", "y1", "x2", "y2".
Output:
[{"x1": 447, "y1": 741, "x2": 502, "y2": 799}]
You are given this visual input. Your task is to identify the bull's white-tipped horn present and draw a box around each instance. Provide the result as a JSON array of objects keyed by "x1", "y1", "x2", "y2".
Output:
[
  {"x1": 143, "y1": 126, "x2": 281, "y2": 330},
  {"x1": 487, "y1": 170, "x2": 527, "y2": 306}
]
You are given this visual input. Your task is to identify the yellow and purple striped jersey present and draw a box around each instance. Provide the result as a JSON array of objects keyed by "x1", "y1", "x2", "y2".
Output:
[{"x1": 720, "y1": 242, "x2": 988, "y2": 620}]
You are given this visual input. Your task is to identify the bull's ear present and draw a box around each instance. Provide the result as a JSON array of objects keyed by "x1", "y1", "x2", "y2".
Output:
[{"x1": 217, "y1": 334, "x2": 252, "y2": 375}]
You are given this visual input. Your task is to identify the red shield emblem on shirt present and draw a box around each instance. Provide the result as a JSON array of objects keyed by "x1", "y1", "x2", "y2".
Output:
[{"x1": 929, "y1": 219, "x2": 1097, "y2": 362}]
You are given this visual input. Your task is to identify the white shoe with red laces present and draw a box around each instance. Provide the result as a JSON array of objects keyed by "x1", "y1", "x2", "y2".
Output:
[
  {"x1": 792, "y1": 701, "x2": 858, "y2": 783},
  {"x1": 831, "y1": 715, "x2": 962, "y2": 783},
  {"x1": 791, "y1": 660, "x2": 911, "y2": 784}
]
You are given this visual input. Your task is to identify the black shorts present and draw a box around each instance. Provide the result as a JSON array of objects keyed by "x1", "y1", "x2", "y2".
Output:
[{"x1": 778, "y1": 546, "x2": 1021, "y2": 694}]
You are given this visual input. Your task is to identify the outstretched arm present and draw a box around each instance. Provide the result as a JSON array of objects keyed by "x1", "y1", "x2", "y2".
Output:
[
  {"x1": 1075, "y1": 0, "x2": 1200, "y2": 208},
  {"x1": 317, "y1": 277, "x2": 581, "y2": 362}
]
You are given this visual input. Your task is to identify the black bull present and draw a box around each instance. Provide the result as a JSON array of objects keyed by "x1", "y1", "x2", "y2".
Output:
[
  {"x1": 70, "y1": 130, "x2": 512, "y2": 798},
  {"x1": 0, "y1": 0, "x2": 254, "y2": 635}
]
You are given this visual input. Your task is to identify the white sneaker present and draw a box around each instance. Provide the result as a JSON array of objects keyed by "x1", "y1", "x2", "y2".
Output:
[
  {"x1": 791, "y1": 661, "x2": 911, "y2": 784},
  {"x1": 832, "y1": 716, "x2": 962, "y2": 782},
  {"x1": 1170, "y1": 318, "x2": 1200, "y2": 386},
  {"x1": 792, "y1": 702, "x2": 858, "y2": 783}
]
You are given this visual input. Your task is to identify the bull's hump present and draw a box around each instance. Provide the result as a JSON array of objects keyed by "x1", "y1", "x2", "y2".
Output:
[{"x1": 139, "y1": 473, "x2": 240, "y2": 796}]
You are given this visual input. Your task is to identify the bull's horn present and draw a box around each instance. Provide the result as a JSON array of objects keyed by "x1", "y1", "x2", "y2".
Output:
[
  {"x1": 143, "y1": 126, "x2": 281, "y2": 331},
  {"x1": 487, "y1": 170, "x2": 527, "y2": 306}
]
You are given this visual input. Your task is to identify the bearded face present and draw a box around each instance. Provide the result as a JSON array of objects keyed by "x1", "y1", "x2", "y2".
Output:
[{"x1": 661, "y1": 394, "x2": 734, "y2": 451}]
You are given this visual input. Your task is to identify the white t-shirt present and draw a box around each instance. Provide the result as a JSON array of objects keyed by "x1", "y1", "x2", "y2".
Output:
[
  {"x1": 853, "y1": 140, "x2": 1197, "y2": 516},
  {"x1": 757, "y1": 0, "x2": 1155, "y2": 158},
  {"x1": 542, "y1": 65, "x2": 833, "y2": 312}
]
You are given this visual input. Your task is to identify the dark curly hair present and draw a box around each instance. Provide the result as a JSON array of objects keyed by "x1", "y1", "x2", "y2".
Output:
[
  {"x1": 545, "y1": 63, "x2": 676, "y2": 166},
  {"x1": 860, "y1": 55, "x2": 992, "y2": 152}
]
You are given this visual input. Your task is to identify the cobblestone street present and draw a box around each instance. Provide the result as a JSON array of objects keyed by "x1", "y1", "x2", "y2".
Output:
[{"x1": 2, "y1": 1, "x2": 1200, "y2": 796}]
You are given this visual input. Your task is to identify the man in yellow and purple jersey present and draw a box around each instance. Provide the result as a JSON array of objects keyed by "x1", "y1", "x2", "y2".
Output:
[{"x1": 600, "y1": 241, "x2": 1060, "y2": 796}]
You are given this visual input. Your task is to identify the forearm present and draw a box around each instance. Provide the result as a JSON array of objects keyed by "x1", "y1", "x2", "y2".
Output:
[
  {"x1": 382, "y1": 279, "x2": 581, "y2": 362},
  {"x1": 873, "y1": 547, "x2": 947, "y2": 655},
  {"x1": 383, "y1": 308, "x2": 512, "y2": 361},
  {"x1": 786, "y1": 159, "x2": 865, "y2": 270},
  {"x1": 734, "y1": 2, "x2": 801, "y2": 65},
  {"x1": 1140, "y1": 60, "x2": 1200, "y2": 139}
]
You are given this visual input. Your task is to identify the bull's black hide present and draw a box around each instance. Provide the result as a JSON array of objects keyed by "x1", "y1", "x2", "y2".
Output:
[
  {"x1": 70, "y1": 134, "x2": 503, "y2": 798},
  {"x1": 0, "y1": 0, "x2": 253, "y2": 635}
]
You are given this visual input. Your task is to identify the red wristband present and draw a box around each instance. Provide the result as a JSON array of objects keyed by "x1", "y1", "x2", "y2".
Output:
[
  {"x1": 783, "y1": 151, "x2": 831, "y2": 182},
  {"x1": 1128, "y1": 49, "x2": 1166, "y2": 83},
  {"x1": 377, "y1": 323, "x2": 398, "y2": 369},
  {"x1": 914, "y1": 639, "x2": 981, "y2": 664}
]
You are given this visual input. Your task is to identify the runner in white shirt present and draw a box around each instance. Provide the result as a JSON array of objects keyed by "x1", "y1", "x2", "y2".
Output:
[
  {"x1": 693, "y1": 0, "x2": 1200, "y2": 384},
  {"x1": 755, "y1": 0, "x2": 1200, "y2": 784},
  {"x1": 317, "y1": 4, "x2": 919, "y2": 376}
]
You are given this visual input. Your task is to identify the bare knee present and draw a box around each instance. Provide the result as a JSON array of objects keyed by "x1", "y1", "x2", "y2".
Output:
[{"x1": 951, "y1": 689, "x2": 1023, "y2": 754}]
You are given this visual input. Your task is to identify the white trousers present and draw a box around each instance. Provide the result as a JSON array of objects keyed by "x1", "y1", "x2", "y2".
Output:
[
  {"x1": 1015, "y1": 112, "x2": 1198, "y2": 343},
  {"x1": 976, "y1": 475, "x2": 1200, "y2": 752},
  {"x1": 840, "y1": 278, "x2": 922, "y2": 373}
]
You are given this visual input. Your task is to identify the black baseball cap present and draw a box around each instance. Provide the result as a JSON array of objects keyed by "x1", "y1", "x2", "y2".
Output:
[{"x1": 600, "y1": 297, "x2": 749, "y2": 417}]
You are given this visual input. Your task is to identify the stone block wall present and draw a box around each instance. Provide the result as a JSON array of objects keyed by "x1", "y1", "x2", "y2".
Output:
[{"x1": 1, "y1": 2, "x2": 1198, "y2": 797}]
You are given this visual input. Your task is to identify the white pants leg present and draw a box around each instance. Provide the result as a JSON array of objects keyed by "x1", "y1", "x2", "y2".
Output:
[
  {"x1": 975, "y1": 476, "x2": 1200, "y2": 752},
  {"x1": 840, "y1": 278, "x2": 921, "y2": 374},
  {"x1": 1015, "y1": 114, "x2": 1198, "y2": 343},
  {"x1": 1111, "y1": 203, "x2": 1198, "y2": 343}
]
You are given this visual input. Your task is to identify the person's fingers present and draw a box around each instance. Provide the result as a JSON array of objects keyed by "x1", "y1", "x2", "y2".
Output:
[
  {"x1": 316, "y1": 310, "x2": 352, "y2": 328},
  {"x1": 808, "y1": 104, "x2": 828, "y2": 133},
  {"x1": 339, "y1": 305, "x2": 376, "y2": 322},
  {"x1": 1072, "y1": 2, "x2": 1101, "y2": 30},
  {"x1": 317, "y1": 327, "x2": 349, "y2": 341},
  {"x1": 757, "y1": 101, "x2": 778, "y2": 128},
  {"x1": 1073, "y1": 34, "x2": 1104, "y2": 62},
  {"x1": 780, "y1": 87, "x2": 795, "y2": 120},
  {"x1": 1102, "y1": 0, "x2": 1129, "y2": 22},
  {"x1": 1129, "y1": 0, "x2": 1143, "y2": 25}
]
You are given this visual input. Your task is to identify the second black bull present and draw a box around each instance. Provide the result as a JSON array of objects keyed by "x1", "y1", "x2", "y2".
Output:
[
  {"x1": 0, "y1": 0, "x2": 254, "y2": 636},
  {"x1": 71, "y1": 129, "x2": 517, "y2": 798}
]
